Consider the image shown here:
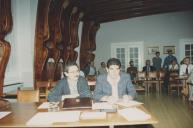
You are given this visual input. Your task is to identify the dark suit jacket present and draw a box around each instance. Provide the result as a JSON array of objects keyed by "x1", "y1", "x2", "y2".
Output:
[{"x1": 142, "y1": 66, "x2": 156, "y2": 72}]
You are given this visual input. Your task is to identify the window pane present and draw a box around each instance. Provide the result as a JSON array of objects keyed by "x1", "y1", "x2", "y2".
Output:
[
  {"x1": 185, "y1": 45, "x2": 190, "y2": 50},
  {"x1": 186, "y1": 51, "x2": 190, "y2": 56}
]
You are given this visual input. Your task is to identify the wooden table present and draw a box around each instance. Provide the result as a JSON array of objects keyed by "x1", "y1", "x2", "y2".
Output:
[{"x1": 0, "y1": 102, "x2": 158, "y2": 127}]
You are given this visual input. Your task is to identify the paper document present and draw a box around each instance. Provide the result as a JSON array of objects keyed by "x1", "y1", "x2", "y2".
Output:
[
  {"x1": 37, "y1": 102, "x2": 59, "y2": 109},
  {"x1": 61, "y1": 94, "x2": 79, "y2": 101},
  {"x1": 118, "y1": 107, "x2": 151, "y2": 121},
  {"x1": 26, "y1": 111, "x2": 81, "y2": 126},
  {"x1": 92, "y1": 102, "x2": 114, "y2": 110},
  {"x1": 116, "y1": 100, "x2": 143, "y2": 107},
  {"x1": 80, "y1": 112, "x2": 106, "y2": 120},
  {"x1": 0, "y1": 111, "x2": 11, "y2": 119}
]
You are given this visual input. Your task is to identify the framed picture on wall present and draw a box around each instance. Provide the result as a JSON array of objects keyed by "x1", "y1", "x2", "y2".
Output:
[
  {"x1": 148, "y1": 47, "x2": 159, "y2": 54},
  {"x1": 163, "y1": 46, "x2": 175, "y2": 54}
]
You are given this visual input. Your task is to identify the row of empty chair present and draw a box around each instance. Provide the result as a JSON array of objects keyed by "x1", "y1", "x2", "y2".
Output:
[
  {"x1": 134, "y1": 71, "x2": 186, "y2": 95},
  {"x1": 134, "y1": 71, "x2": 165, "y2": 93}
]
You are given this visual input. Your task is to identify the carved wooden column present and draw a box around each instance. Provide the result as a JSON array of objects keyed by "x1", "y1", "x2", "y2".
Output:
[
  {"x1": 80, "y1": 21, "x2": 100, "y2": 70},
  {"x1": 60, "y1": 6, "x2": 82, "y2": 65},
  {"x1": 0, "y1": 0, "x2": 12, "y2": 97},
  {"x1": 34, "y1": 0, "x2": 69, "y2": 87},
  {"x1": 34, "y1": 0, "x2": 51, "y2": 88},
  {"x1": 68, "y1": 7, "x2": 83, "y2": 62}
]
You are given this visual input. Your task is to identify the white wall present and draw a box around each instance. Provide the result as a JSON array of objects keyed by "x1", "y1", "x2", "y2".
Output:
[
  {"x1": 95, "y1": 11, "x2": 193, "y2": 70},
  {"x1": 4, "y1": 0, "x2": 193, "y2": 89},
  {"x1": 5, "y1": 0, "x2": 38, "y2": 87}
]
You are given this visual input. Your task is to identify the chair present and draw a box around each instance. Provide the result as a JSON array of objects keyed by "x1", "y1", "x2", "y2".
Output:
[
  {"x1": 36, "y1": 81, "x2": 50, "y2": 101},
  {"x1": 158, "y1": 71, "x2": 165, "y2": 93},
  {"x1": 17, "y1": 88, "x2": 39, "y2": 103},
  {"x1": 145, "y1": 71, "x2": 159, "y2": 93},
  {"x1": 86, "y1": 75, "x2": 96, "y2": 92},
  {"x1": 168, "y1": 73, "x2": 182, "y2": 96},
  {"x1": 135, "y1": 72, "x2": 146, "y2": 92}
]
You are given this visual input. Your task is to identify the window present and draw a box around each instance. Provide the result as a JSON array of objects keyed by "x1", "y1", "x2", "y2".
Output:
[
  {"x1": 185, "y1": 44, "x2": 193, "y2": 64},
  {"x1": 111, "y1": 42, "x2": 144, "y2": 72},
  {"x1": 116, "y1": 48, "x2": 125, "y2": 71},
  {"x1": 180, "y1": 39, "x2": 193, "y2": 64}
]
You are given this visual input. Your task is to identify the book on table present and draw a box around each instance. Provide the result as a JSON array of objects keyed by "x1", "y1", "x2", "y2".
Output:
[{"x1": 62, "y1": 97, "x2": 92, "y2": 109}]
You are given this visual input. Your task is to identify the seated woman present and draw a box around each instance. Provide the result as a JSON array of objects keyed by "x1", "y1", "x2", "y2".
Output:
[
  {"x1": 169, "y1": 60, "x2": 179, "y2": 74},
  {"x1": 48, "y1": 61, "x2": 91, "y2": 102},
  {"x1": 93, "y1": 58, "x2": 137, "y2": 104}
]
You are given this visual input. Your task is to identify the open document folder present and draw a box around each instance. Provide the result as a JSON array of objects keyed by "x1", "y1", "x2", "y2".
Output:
[{"x1": 26, "y1": 111, "x2": 81, "y2": 126}]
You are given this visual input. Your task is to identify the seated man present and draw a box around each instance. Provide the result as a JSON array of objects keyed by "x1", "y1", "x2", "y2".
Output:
[
  {"x1": 142, "y1": 60, "x2": 156, "y2": 73},
  {"x1": 98, "y1": 61, "x2": 107, "y2": 75},
  {"x1": 48, "y1": 61, "x2": 91, "y2": 102},
  {"x1": 127, "y1": 60, "x2": 137, "y2": 81},
  {"x1": 93, "y1": 58, "x2": 137, "y2": 103}
]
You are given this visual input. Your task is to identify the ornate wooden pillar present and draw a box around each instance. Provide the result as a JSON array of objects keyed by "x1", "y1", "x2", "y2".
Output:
[
  {"x1": 80, "y1": 21, "x2": 100, "y2": 70},
  {"x1": 34, "y1": 0, "x2": 69, "y2": 87},
  {"x1": 0, "y1": 0, "x2": 12, "y2": 97},
  {"x1": 34, "y1": 0, "x2": 51, "y2": 88}
]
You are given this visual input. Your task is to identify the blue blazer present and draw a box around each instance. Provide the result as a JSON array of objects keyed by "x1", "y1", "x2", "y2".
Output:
[
  {"x1": 48, "y1": 76, "x2": 91, "y2": 102},
  {"x1": 93, "y1": 73, "x2": 137, "y2": 101}
]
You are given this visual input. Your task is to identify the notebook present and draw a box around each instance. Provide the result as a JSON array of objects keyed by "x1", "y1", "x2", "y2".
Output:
[{"x1": 62, "y1": 97, "x2": 92, "y2": 109}]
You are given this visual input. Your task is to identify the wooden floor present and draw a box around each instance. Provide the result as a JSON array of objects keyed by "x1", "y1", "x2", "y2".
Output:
[{"x1": 136, "y1": 92, "x2": 193, "y2": 128}]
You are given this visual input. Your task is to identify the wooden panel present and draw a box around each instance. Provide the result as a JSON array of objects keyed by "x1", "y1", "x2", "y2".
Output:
[{"x1": 0, "y1": 0, "x2": 12, "y2": 96}]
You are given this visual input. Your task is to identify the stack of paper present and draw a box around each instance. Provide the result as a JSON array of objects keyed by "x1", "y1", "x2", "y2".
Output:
[
  {"x1": 92, "y1": 102, "x2": 114, "y2": 110},
  {"x1": 80, "y1": 112, "x2": 106, "y2": 120},
  {"x1": 37, "y1": 102, "x2": 59, "y2": 109},
  {"x1": 116, "y1": 100, "x2": 143, "y2": 107},
  {"x1": 118, "y1": 107, "x2": 151, "y2": 121},
  {"x1": 26, "y1": 111, "x2": 81, "y2": 126},
  {"x1": 0, "y1": 112, "x2": 11, "y2": 119}
]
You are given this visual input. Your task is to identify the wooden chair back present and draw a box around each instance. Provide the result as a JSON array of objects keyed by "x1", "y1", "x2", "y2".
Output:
[
  {"x1": 168, "y1": 73, "x2": 182, "y2": 95},
  {"x1": 86, "y1": 75, "x2": 96, "y2": 92},
  {"x1": 147, "y1": 71, "x2": 158, "y2": 79},
  {"x1": 136, "y1": 71, "x2": 146, "y2": 80},
  {"x1": 36, "y1": 81, "x2": 50, "y2": 101},
  {"x1": 17, "y1": 88, "x2": 39, "y2": 103}
]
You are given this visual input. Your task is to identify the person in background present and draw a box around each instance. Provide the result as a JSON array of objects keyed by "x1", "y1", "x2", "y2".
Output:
[
  {"x1": 169, "y1": 60, "x2": 179, "y2": 74},
  {"x1": 162, "y1": 50, "x2": 178, "y2": 93},
  {"x1": 142, "y1": 60, "x2": 156, "y2": 73},
  {"x1": 48, "y1": 61, "x2": 91, "y2": 102},
  {"x1": 187, "y1": 69, "x2": 193, "y2": 109},
  {"x1": 127, "y1": 60, "x2": 137, "y2": 81},
  {"x1": 163, "y1": 49, "x2": 178, "y2": 71},
  {"x1": 152, "y1": 52, "x2": 162, "y2": 71},
  {"x1": 98, "y1": 61, "x2": 107, "y2": 75},
  {"x1": 83, "y1": 61, "x2": 97, "y2": 77},
  {"x1": 93, "y1": 58, "x2": 137, "y2": 103},
  {"x1": 179, "y1": 57, "x2": 193, "y2": 76},
  {"x1": 180, "y1": 58, "x2": 193, "y2": 98}
]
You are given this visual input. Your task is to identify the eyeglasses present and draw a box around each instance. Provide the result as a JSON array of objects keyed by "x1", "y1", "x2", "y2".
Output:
[{"x1": 68, "y1": 70, "x2": 80, "y2": 74}]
